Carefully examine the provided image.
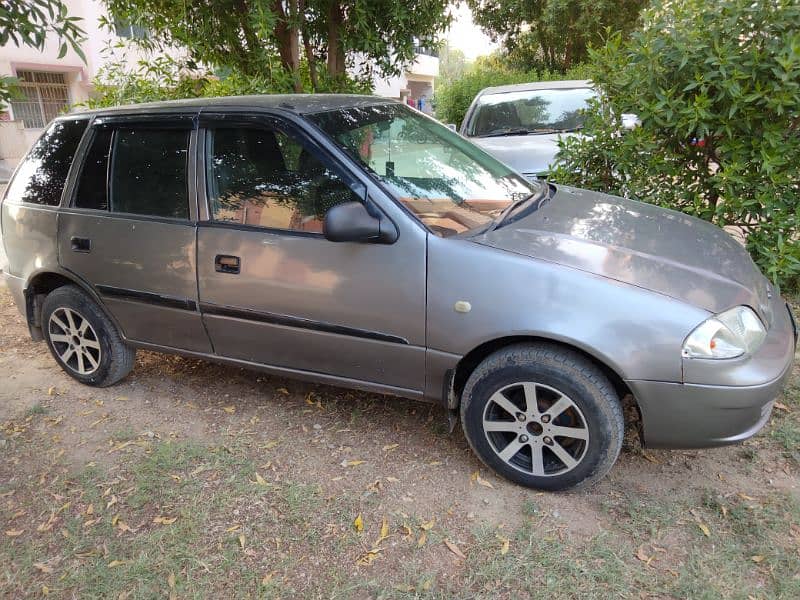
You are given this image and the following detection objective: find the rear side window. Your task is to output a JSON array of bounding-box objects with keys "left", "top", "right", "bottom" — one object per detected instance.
[
  {"left": 74, "top": 128, "right": 113, "bottom": 211},
  {"left": 110, "top": 128, "right": 190, "bottom": 219},
  {"left": 4, "top": 118, "right": 87, "bottom": 206}
]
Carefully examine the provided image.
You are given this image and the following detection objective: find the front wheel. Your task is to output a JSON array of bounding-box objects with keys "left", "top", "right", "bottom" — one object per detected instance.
[{"left": 460, "top": 343, "right": 624, "bottom": 491}]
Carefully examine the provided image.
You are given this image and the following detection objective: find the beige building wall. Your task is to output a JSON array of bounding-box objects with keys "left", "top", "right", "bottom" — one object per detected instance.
[{"left": 0, "top": 0, "right": 146, "bottom": 168}]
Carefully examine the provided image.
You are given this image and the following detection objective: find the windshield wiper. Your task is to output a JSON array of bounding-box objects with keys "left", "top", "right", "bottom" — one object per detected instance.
[
  {"left": 479, "top": 127, "right": 535, "bottom": 137},
  {"left": 487, "top": 183, "right": 553, "bottom": 232}
]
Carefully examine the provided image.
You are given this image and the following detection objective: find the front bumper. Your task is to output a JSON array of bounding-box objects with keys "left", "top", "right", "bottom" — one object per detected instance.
[{"left": 627, "top": 300, "right": 797, "bottom": 448}]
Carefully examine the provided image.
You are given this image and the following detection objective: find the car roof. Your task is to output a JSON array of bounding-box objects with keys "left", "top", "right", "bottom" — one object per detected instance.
[
  {"left": 477, "top": 79, "right": 593, "bottom": 97},
  {"left": 68, "top": 94, "right": 397, "bottom": 119}
]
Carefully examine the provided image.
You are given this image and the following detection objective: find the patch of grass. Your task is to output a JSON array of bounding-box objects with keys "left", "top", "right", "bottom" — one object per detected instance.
[{"left": 25, "top": 403, "right": 48, "bottom": 416}]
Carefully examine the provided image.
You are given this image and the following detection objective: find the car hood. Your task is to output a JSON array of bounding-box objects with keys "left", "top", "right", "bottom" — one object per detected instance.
[
  {"left": 474, "top": 185, "right": 773, "bottom": 320},
  {"left": 470, "top": 133, "right": 577, "bottom": 176}
]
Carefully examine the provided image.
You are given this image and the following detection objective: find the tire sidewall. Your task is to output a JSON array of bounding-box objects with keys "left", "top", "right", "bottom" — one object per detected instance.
[
  {"left": 42, "top": 288, "right": 116, "bottom": 386},
  {"left": 462, "top": 358, "right": 619, "bottom": 491}
]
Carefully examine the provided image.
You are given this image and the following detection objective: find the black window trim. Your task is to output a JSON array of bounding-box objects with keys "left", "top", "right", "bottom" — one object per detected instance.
[
  {"left": 196, "top": 111, "right": 391, "bottom": 239},
  {"left": 66, "top": 114, "right": 199, "bottom": 222}
]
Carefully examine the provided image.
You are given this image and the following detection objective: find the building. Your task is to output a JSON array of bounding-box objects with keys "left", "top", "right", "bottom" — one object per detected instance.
[
  {"left": 0, "top": 0, "right": 152, "bottom": 178},
  {"left": 371, "top": 45, "right": 440, "bottom": 114},
  {"left": 0, "top": 3, "right": 439, "bottom": 178}
]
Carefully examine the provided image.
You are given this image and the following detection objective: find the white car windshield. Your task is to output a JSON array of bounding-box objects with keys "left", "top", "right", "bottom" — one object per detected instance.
[
  {"left": 468, "top": 87, "right": 596, "bottom": 137},
  {"left": 311, "top": 103, "right": 540, "bottom": 237}
]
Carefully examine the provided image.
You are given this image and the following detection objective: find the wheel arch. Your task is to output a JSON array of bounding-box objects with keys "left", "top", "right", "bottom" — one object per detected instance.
[
  {"left": 450, "top": 335, "right": 639, "bottom": 427},
  {"left": 24, "top": 268, "right": 122, "bottom": 341}
]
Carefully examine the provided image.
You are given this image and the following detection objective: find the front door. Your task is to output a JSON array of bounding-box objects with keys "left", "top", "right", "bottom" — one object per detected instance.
[
  {"left": 196, "top": 114, "right": 426, "bottom": 393},
  {"left": 59, "top": 116, "right": 212, "bottom": 353}
]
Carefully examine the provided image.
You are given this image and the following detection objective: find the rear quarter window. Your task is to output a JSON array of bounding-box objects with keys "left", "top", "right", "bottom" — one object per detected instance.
[{"left": 3, "top": 118, "right": 88, "bottom": 206}]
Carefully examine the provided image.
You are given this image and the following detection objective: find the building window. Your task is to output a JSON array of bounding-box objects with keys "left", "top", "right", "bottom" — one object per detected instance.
[
  {"left": 11, "top": 70, "right": 70, "bottom": 129},
  {"left": 114, "top": 19, "right": 149, "bottom": 40}
]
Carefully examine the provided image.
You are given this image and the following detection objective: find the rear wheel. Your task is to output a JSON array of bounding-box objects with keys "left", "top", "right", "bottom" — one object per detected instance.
[
  {"left": 42, "top": 285, "right": 135, "bottom": 387},
  {"left": 460, "top": 343, "right": 624, "bottom": 491}
]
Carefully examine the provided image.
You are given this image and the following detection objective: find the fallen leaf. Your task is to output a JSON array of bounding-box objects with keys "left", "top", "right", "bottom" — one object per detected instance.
[
  {"left": 697, "top": 522, "right": 711, "bottom": 537},
  {"left": 341, "top": 460, "right": 365, "bottom": 467},
  {"left": 641, "top": 451, "right": 661, "bottom": 464},
  {"left": 636, "top": 546, "right": 651, "bottom": 562},
  {"left": 386, "top": 477, "right": 400, "bottom": 483},
  {"left": 276, "top": 387, "right": 289, "bottom": 395},
  {"left": 261, "top": 571, "right": 276, "bottom": 585},
  {"left": 226, "top": 524, "right": 241, "bottom": 532},
  {"left": 476, "top": 473, "right": 495, "bottom": 489},
  {"left": 400, "top": 524, "right": 412, "bottom": 538},
  {"left": 417, "top": 532, "right": 427, "bottom": 547},
  {"left": 356, "top": 548, "right": 382, "bottom": 565},
  {"left": 374, "top": 516, "right": 389, "bottom": 545},
  {"left": 153, "top": 516, "right": 178, "bottom": 525},
  {"left": 107, "top": 560, "right": 127, "bottom": 568},
  {"left": 751, "top": 555, "right": 765, "bottom": 563},
  {"left": 5, "top": 530, "right": 24, "bottom": 537},
  {"left": 252, "top": 472, "right": 268, "bottom": 486},
  {"left": 382, "top": 443, "right": 399, "bottom": 452},
  {"left": 223, "top": 405, "right": 235, "bottom": 414},
  {"left": 47, "top": 387, "right": 55, "bottom": 396},
  {"left": 499, "top": 536, "right": 510, "bottom": 555},
  {"left": 106, "top": 496, "right": 118, "bottom": 510},
  {"left": 721, "top": 505, "right": 728, "bottom": 518},
  {"left": 738, "top": 493, "right": 757, "bottom": 501},
  {"left": 238, "top": 534, "right": 246, "bottom": 549},
  {"left": 420, "top": 519, "right": 435, "bottom": 531},
  {"left": 33, "top": 562, "right": 53, "bottom": 574},
  {"left": 354, "top": 514, "right": 364, "bottom": 532},
  {"left": 117, "top": 521, "right": 132, "bottom": 533},
  {"left": 42, "top": 585, "right": 49, "bottom": 596},
  {"left": 774, "top": 402, "right": 790, "bottom": 412},
  {"left": 85, "top": 504, "right": 94, "bottom": 516},
  {"left": 444, "top": 539, "right": 466, "bottom": 559}
]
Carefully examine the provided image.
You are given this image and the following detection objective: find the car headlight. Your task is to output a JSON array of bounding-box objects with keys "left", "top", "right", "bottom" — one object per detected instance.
[{"left": 682, "top": 306, "right": 766, "bottom": 359}]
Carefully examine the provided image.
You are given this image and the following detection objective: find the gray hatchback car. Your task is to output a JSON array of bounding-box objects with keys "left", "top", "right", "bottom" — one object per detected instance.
[{"left": 2, "top": 95, "right": 796, "bottom": 491}]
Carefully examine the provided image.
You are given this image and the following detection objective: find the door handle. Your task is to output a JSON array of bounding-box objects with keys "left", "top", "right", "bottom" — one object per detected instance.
[
  {"left": 70, "top": 236, "right": 91, "bottom": 253},
  {"left": 215, "top": 254, "right": 240, "bottom": 274}
]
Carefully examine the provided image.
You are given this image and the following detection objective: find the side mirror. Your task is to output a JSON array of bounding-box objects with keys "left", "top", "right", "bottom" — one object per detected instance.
[
  {"left": 621, "top": 113, "right": 640, "bottom": 130},
  {"left": 446, "top": 123, "right": 457, "bottom": 132},
  {"left": 323, "top": 202, "right": 398, "bottom": 244}
]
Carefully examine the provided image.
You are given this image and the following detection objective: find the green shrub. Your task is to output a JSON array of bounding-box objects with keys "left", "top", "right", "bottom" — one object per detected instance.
[
  {"left": 434, "top": 57, "right": 590, "bottom": 128},
  {"left": 552, "top": 0, "right": 800, "bottom": 290}
]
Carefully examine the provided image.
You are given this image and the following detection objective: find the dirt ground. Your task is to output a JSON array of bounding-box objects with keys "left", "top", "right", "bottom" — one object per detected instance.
[{"left": 1, "top": 280, "right": 799, "bottom": 599}]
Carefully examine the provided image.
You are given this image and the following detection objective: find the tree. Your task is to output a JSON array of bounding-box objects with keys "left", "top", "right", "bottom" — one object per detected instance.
[
  {"left": 102, "top": 0, "right": 453, "bottom": 93},
  {"left": 439, "top": 43, "right": 467, "bottom": 81},
  {"left": 551, "top": 0, "right": 800, "bottom": 289},
  {"left": 0, "top": 0, "right": 86, "bottom": 106},
  {"left": 466, "top": 0, "right": 646, "bottom": 72}
]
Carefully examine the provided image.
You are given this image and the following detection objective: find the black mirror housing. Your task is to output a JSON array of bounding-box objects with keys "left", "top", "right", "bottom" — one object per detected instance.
[{"left": 323, "top": 202, "right": 398, "bottom": 244}]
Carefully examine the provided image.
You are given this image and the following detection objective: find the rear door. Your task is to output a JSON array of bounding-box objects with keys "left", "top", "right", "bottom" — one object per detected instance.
[
  {"left": 59, "top": 114, "right": 212, "bottom": 353},
  {"left": 195, "top": 113, "right": 427, "bottom": 393}
]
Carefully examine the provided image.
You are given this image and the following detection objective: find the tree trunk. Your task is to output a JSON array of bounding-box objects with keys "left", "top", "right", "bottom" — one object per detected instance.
[
  {"left": 273, "top": 0, "right": 302, "bottom": 92},
  {"left": 326, "top": 2, "right": 346, "bottom": 79},
  {"left": 298, "top": 0, "right": 318, "bottom": 91}
]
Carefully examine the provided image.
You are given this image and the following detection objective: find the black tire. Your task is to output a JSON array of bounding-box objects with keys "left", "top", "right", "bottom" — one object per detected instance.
[
  {"left": 460, "top": 343, "right": 624, "bottom": 491},
  {"left": 41, "top": 285, "right": 135, "bottom": 387}
]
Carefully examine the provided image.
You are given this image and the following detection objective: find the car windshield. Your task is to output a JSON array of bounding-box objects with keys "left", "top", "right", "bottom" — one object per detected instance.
[
  {"left": 310, "top": 103, "right": 540, "bottom": 237},
  {"left": 468, "top": 87, "right": 596, "bottom": 137}
]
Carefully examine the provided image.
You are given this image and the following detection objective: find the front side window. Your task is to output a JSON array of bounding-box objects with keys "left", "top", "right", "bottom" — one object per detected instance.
[
  {"left": 4, "top": 118, "right": 87, "bottom": 206},
  {"left": 110, "top": 128, "right": 190, "bottom": 219},
  {"left": 468, "top": 87, "right": 596, "bottom": 137},
  {"left": 205, "top": 124, "right": 363, "bottom": 233},
  {"left": 310, "top": 103, "right": 538, "bottom": 237}
]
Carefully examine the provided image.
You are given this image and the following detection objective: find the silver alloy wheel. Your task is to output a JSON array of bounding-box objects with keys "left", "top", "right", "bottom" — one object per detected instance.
[
  {"left": 482, "top": 382, "right": 589, "bottom": 477},
  {"left": 48, "top": 307, "right": 102, "bottom": 376}
]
